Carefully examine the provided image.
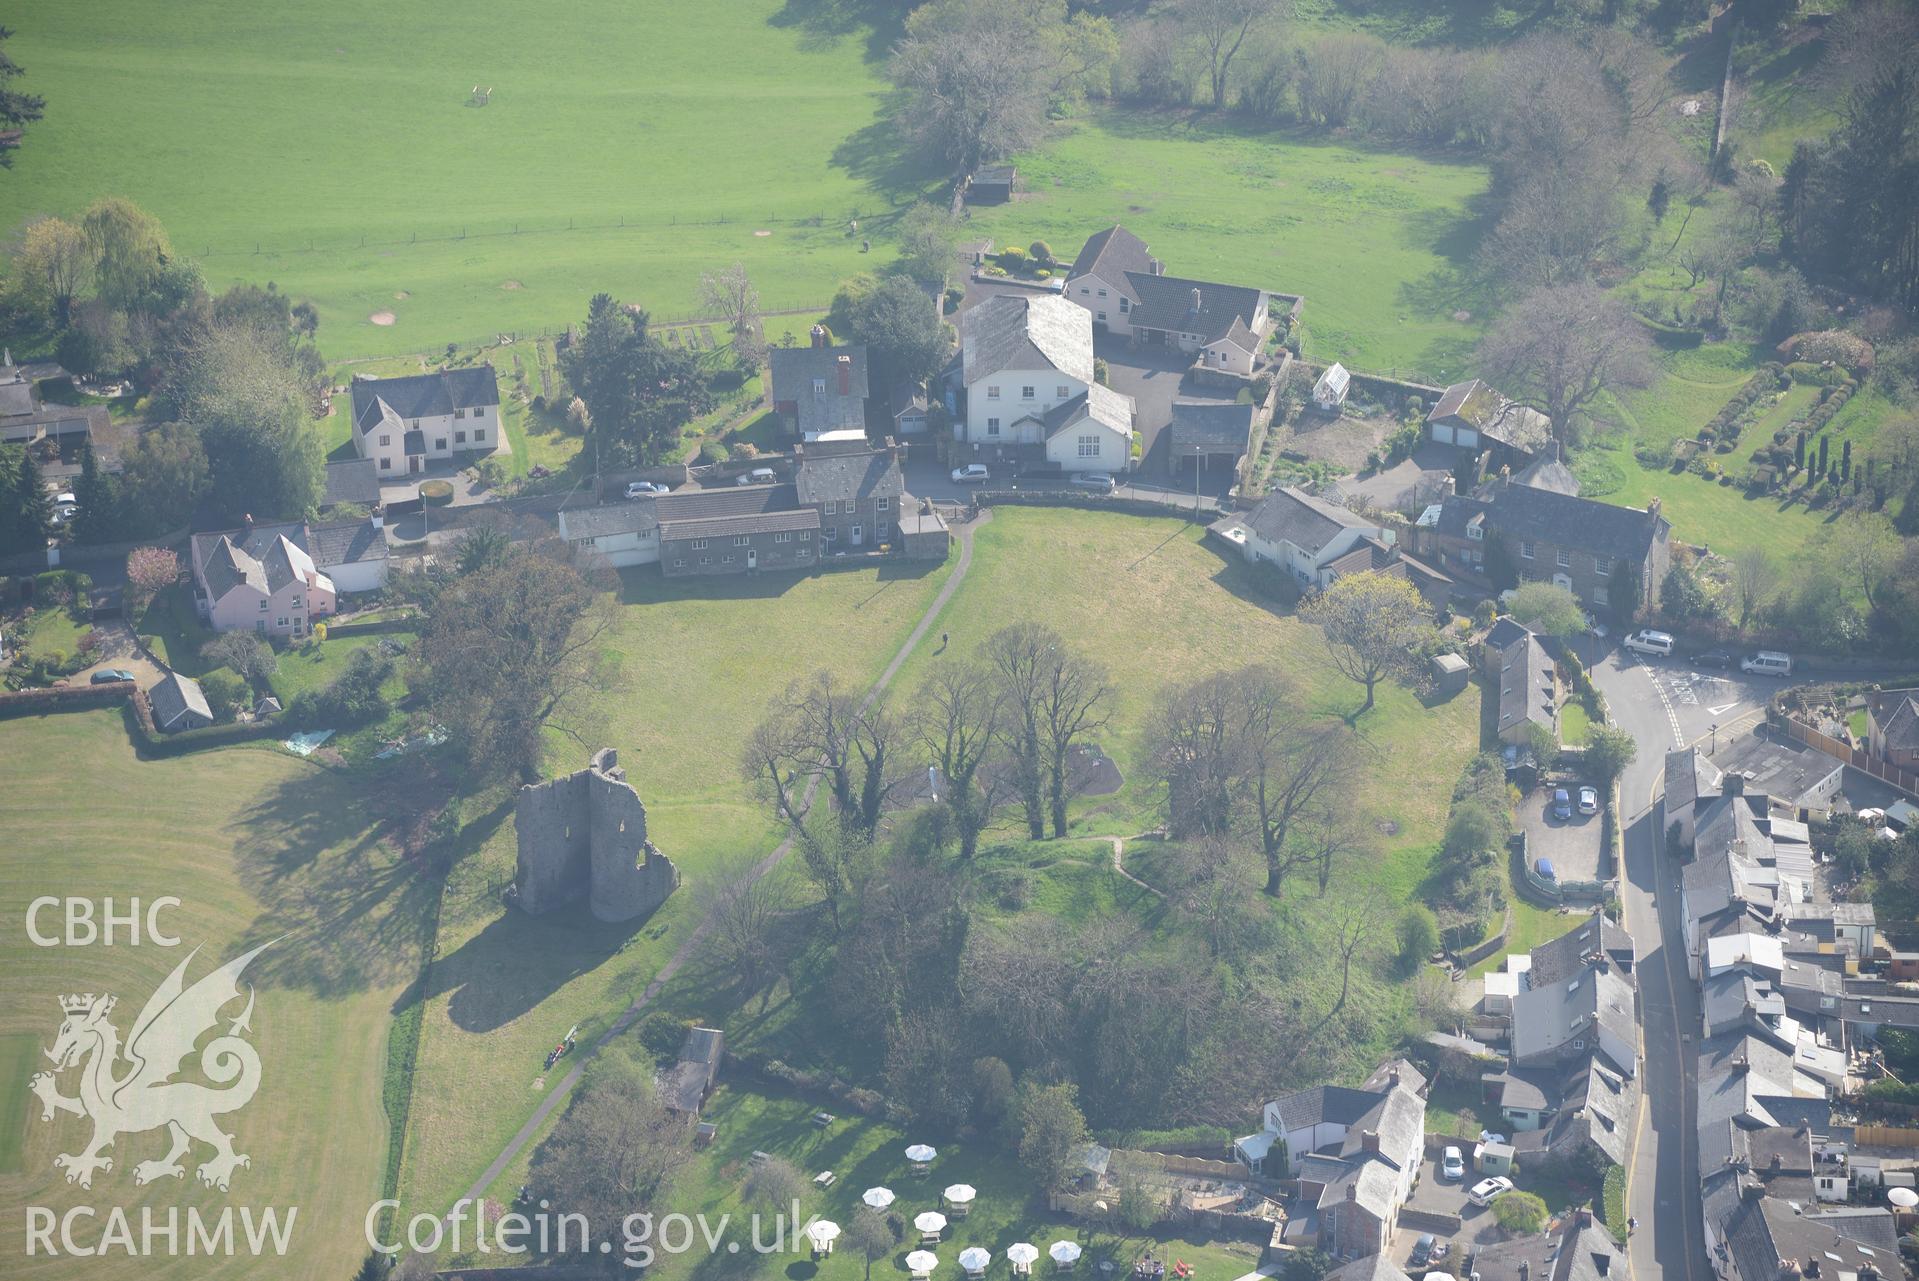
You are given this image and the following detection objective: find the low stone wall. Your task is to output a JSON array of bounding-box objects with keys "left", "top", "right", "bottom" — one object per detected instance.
[{"left": 1399, "top": 1207, "right": 1464, "bottom": 1235}]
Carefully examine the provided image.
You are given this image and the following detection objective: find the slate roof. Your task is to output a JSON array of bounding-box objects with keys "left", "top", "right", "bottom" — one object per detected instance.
[
  {"left": 1273, "top": 1084, "right": 1383, "bottom": 1134},
  {"left": 659, "top": 508, "right": 821, "bottom": 543},
  {"left": 322, "top": 457, "right": 382, "bottom": 507},
  {"left": 1316, "top": 1157, "right": 1402, "bottom": 1220},
  {"left": 306, "top": 519, "right": 387, "bottom": 568},
  {"left": 1323, "top": 1255, "right": 1413, "bottom": 1281},
  {"left": 1168, "top": 400, "right": 1255, "bottom": 451},
  {"left": 351, "top": 365, "right": 499, "bottom": 433},
  {"left": 795, "top": 446, "right": 904, "bottom": 507},
  {"left": 1125, "top": 273, "right": 1267, "bottom": 347},
  {"left": 1709, "top": 731, "right": 1845, "bottom": 809},
  {"left": 1485, "top": 617, "right": 1532, "bottom": 652},
  {"left": 1666, "top": 747, "right": 1724, "bottom": 815},
  {"left": 1428, "top": 379, "right": 1552, "bottom": 453},
  {"left": 1702, "top": 970, "right": 1786, "bottom": 1034},
  {"left": 1511, "top": 960, "right": 1637, "bottom": 1073},
  {"left": 1868, "top": 690, "right": 1919, "bottom": 753},
  {"left": 1471, "top": 1222, "right": 1623, "bottom": 1281},
  {"left": 560, "top": 502, "right": 659, "bottom": 540},
  {"left": 1244, "top": 487, "right": 1376, "bottom": 556},
  {"left": 1339, "top": 1083, "right": 1425, "bottom": 1173},
  {"left": 0, "top": 358, "right": 36, "bottom": 417},
  {"left": 1358, "top": 1057, "right": 1429, "bottom": 1096},
  {"left": 149, "top": 671, "right": 211, "bottom": 730},
  {"left": 656, "top": 484, "right": 798, "bottom": 524},
  {"left": 1502, "top": 442, "right": 1581, "bottom": 497},
  {"left": 1695, "top": 1030, "right": 1823, "bottom": 1134},
  {"left": 660, "top": 1060, "right": 710, "bottom": 1114},
  {"left": 1806, "top": 1207, "right": 1902, "bottom": 1253},
  {"left": 1529, "top": 911, "right": 1635, "bottom": 988},
  {"left": 962, "top": 294, "right": 1094, "bottom": 386},
  {"left": 769, "top": 344, "right": 870, "bottom": 439},
  {"left": 1685, "top": 798, "right": 1780, "bottom": 925},
  {"left": 1718, "top": 1185, "right": 1896, "bottom": 1281},
  {"left": 195, "top": 523, "right": 334, "bottom": 604},
  {"left": 1025, "top": 386, "right": 1135, "bottom": 442},
  {"left": 1497, "top": 634, "right": 1557, "bottom": 739},
  {"left": 1433, "top": 485, "right": 1668, "bottom": 564},
  {"left": 1324, "top": 538, "right": 1399, "bottom": 580},
  {"left": 1067, "top": 226, "right": 1157, "bottom": 295},
  {"left": 1494, "top": 1068, "right": 1557, "bottom": 1112}
]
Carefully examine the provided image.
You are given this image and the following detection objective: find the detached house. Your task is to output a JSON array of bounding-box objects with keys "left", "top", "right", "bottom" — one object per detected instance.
[
  {"left": 769, "top": 328, "right": 870, "bottom": 440},
  {"left": 1865, "top": 689, "right": 1919, "bottom": 770},
  {"left": 1063, "top": 226, "right": 1271, "bottom": 375},
  {"left": 1228, "top": 487, "right": 1395, "bottom": 591},
  {"left": 350, "top": 365, "right": 502, "bottom": 477},
  {"left": 188, "top": 518, "right": 388, "bottom": 638},
  {"left": 1414, "top": 480, "right": 1670, "bottom": 618},
  {"left": 957, "top": 294, "right": 1135, "bottom": 474}
]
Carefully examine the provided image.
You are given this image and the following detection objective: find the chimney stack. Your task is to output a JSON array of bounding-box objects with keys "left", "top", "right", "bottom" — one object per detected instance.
[
  {"left": 1389, "top": 1068, "right": 1402, "bottom": 1089},
  {"left": 837, "top": 354, "right": 851, "bottom": 396},
  {"left": 1190, "top": 287, "right": 1202, "bottom": 312},
  {"left": 1725, "top": 773, "right": 1746, "bottom": 797},
  {"left": 810, "top": 324, "right": 828, "bottom": 349},
  {"left": 1360, "top": 1131, "right": 1380, "bottom": 1154},
  {"left": 1648, "top": 496, "right": 1663, "bottom": 519},
  {"left": 1345, "top": 1183, "right": 1358, "bottom": 1203},
  {"left": 1576, "top": 1208, "right": 1594, "bottom": 1228}
]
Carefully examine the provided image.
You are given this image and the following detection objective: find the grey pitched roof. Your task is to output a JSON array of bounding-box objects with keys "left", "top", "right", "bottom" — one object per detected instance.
[
  {"left": 659, "top": 508, "right": 821, "bottom": 543},
  {"left": 1323, "top": 1255, "right": 1412, "bottom": 1281},
  {"left": 1485, "top": 617, "right": 1532, "bottom": 652},
  {"left": 1429, "top": 379, "right": 1552, "bottom": 453},
  {"left": 148, "top": 671, "right": 211, "bottom": 729},
  {"left": 1473, "top": 1222, "right": 1623, "bottom": 1281},
  {"left": 1511, "top": 961, "right": 1637, "bottom": 1072},
  {"left": 679, "top": 1026, "right": 724, "bottom": 1074},
  {"left": 1169, "top": 400, "right": 1255, "bottom": 450},
  {"left": 1666, "top": 747, "right": 1724, "bottom": 814},
  {"left": 1435, "top": 484, "right": 1668, "bottom": 564},
  {"left": 561, "top": 502, "right": 659, "bottom": 540},
  {"left": 351, "top": 365, "right": 499, "bottom": 432},
  {"left": 1805, "top": 1207, "right": 1901, "bottom": 1253},
  {"left": 1528, "top": 911, "right": 1635, "bottom": 988},
  {"left": 1869, "top": 690, "right": 1919, "bottom": 752},
  {"left": 322, "top": 457, "right": 382, "bottom": 507},
  {"left": 306, "top": 519, "right": 386, "bottom": 568},
  {"left": 962, "top": 294, "right": 1093, "bottom": 386},
  {"left": 1358, "top": 1057, "right": 1429, "bottom": 1096},
  {"left": 0, "top": 361, "right": 36, "bottom": 417},
  {"left": 1720, "top": 1186, "right": 1895, "bottom": 1281},
  {"left": 1244, "top": 486, "right": 1374, "bottom": 556},
  {"left": 1685, "top": 799, "right": 1779, "bottom": 924},
  {"left": 1338, "top": 1083, "right": 1425, "bottom": 1172},
  {"left": 660, "top": 1059, "right": 709, "bottom": 1114},
  {"left": 402, "top": 429, "right": 427, "bottom": 456},
  {"left": 1273, "top": 1084, "right": 1383, "bottom": 1133},
  {"left": 193, "top": 522, "right": 326, "bottom": 602},
  {"left": 1695, "top": 1030, "right": 1815, "bottom": 1133},
  {"left": 794, "top": 447, "right": 903, "bottom": 507},
  {"left": 1067, "top": 226, "right": 1156, "bottom": 295},
  {"left": 1493, "top": 1068, "right": 1557, "bottom": 1112},
  {"left": 657, "top": 484, "right": 798, "bottom": 524},
  {"left": 1549, "top": 1055, "right": 1634, "bottom": 1164},
  {"left": 1024, "top": 386, "right": 1134, "bottom": 442},
  {"left": 1702, "top": 969, "right": 1786, "bottom": 1034},
  {"left": 1498, "top": 634, "right": 1557, "bottom": 738},
  {"left": 769, "top": 344, "right": 870, "bottom": 439},
  {"left": 1124, "top": 273, "right": 1266, "bottom": 347},
  {"left": 1505, "top": 441, "right": 1581, "bottom": 496},
  {"left": 1317, "top": 1157, "right": 1402, "bottom": 1219}
]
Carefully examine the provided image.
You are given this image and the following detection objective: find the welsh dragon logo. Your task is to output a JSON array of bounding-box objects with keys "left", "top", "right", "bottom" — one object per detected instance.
[{"left": 29, "top": 941, "right": 270, "bottom": 1192}]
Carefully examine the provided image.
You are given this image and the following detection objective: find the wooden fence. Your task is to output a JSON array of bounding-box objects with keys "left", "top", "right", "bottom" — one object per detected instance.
[
  {"left": 1777, "top": 715, "right": 1919, "bottom": 798},
  {"left": 1853, "top": 1124, "right": 1919, "bottom": 1149}
]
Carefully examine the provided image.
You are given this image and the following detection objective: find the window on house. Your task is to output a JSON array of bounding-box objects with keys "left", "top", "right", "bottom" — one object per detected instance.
[
  {"left": 474, "top": 429, "right": 485, "bottom": 442},
  {"left": 434, "top": 439, "right": 447, "bottom": 451},
  {"left": 1021, "top": 386, "right": 1035, "bottom": 400},
  {"left": 800, "top": 531, "right": 812, "bottom": 541},
  {"left": 774, "top": 532, "right": 791, "bottom": 544},
  {"left": 986, "top": 386, "right": 1000, "bottom": 399},
  {"left": 1079, "top": 288, "right": 1089, "bottom": 296},
  {"left": 1096, "top": 311, "right": 1107, "bottom": 322},
  {"left": 1594, "top": 585, "right": 1610, "bottom": 606},
  {"left": 1556, "top": 548, "right": 1571, "bottom": 569},
  {"left": 472, "top": 406, "right": 485, "bottom": 418},
  {"left": 1520, "top": 540, "right": 1536, "bottom": 559},
  {"left": 276, "top": 617, "right": 287, "bottom": 628},
  {"left": 260, "top": 600, "right": 269, "bottom": 610},
  {"left": 455, "top": 430, "right": 467, "bottom": 444},
  {"left": 824, "top": 528, "right": 838, "bottom": 542},
  {"left": 454, "top": 408, "right": 466, "bottom": 419},
  {"left": 987, "top": 418, "right": 1000, "bottom": 436},
  {"left": 1078, "top": 434, "right": 1099, "bottom": 457},
  {"left": 1097, "top": 289, "right": 1107, "bottom": 298},
  {"left": 379, "top": 435, "right": 391, "bottom": 446},
  {"left": 1467, "top": 523, "right": 1484, "bottom": 541},
  {"left": 674, "top": 559, "right": 685, "bottom": 568},
  {"left": 734, "top": 535, "right": 750, "bottom": 546},
  {"left": 876, "top": 497, "right": 890, "bottom": 511},
  {"left": 1056, "top": 385, "right": 1069, "bottom": 398},
  {"left": 691, "top": 539, "right": 708, "bottom": 550},
  {"left": 379, "top": 458, "right": 392, "bottom": 471},
  {"left": 813, "top": 377, "right": 826, "bottom": 395},
  {"left": 723, "top": 555, "right": 735, "bottom": 564},
  {"left": 1595, "top": 555, "right": 1613, "bottom": 577},
  {"left": 1119, "top": 298, "right": 1130, "bottom": 313}
]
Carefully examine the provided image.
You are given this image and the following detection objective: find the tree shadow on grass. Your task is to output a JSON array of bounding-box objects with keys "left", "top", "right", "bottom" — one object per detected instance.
[
  {"left": 768, "top": 0, "right": 907, "bottom": 63},
  {"left": 228, "top": 765, "right": 443, "bottom": 999},
  {"left": 832, "top": 116, "right": 955, "bottom": 201}
]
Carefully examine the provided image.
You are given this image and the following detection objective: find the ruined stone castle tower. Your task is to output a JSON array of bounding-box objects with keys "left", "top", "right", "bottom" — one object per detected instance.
[{"left": 511, "top": 748, "right": 679, "bottom": 922}]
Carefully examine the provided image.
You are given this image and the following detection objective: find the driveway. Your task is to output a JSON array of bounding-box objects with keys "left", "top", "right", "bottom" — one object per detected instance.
[
  {"left": 1520, "top": 781, "right": 1606, "bottom": 884},
  {"left": 72, "top": 620, "right": 166, "bottom": 688}
]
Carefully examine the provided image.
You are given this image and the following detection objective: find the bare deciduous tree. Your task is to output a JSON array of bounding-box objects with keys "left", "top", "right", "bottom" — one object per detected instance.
[
  {"left": 1174, "top": 0, "right": 1285, "bottom": 111},
  {"left": 986, "top": 622, "right": 1056, "bottom": 838},
  {"left": 1732, "top": 547, "right": 1779, "bottom": 635},
  {"left": 1476, "top": 282, "right": 1655, "bottom": 445},
  {"left": 698, "top": 857, "right": 790, "bottom": 1012},
  {"left": 698, "top": 262, "right": 763, "bottom": 365},
  {"left": 1036, "top": 644, "right": 1113, "bottom": 838},
  {"left": 914, "top": 661, "right": 1004, "bottom": 858}
]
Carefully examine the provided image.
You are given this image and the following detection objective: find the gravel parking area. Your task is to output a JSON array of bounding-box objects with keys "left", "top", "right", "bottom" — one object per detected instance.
[{"left": 1520, "top": 780, "right": 1607, "bottom": 884}]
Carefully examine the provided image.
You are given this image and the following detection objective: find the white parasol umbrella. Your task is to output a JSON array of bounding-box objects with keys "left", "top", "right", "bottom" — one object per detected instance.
[
  {"left": 1008, "top": 1244, "right": 1041, "bottom": 1267},
  {"left": 906, "top": 1143, "right": 938, "bottom": 1163},
  {"left": 908, "top": 1252, "right": 941, "bottom": 1274},
  {"left": 863, "top": 1186, "right": 897, "bottom": 1209},
  {"left": 1889, "top": 1186, "right": 1919, "bottom": 1208},
  {"left": 915, "top": 1211, "right": 949, "bottom": 1234},
  {"left": 806, "top": 1220, "right": 841, "bottom": 1249},
  {"left": 944, "top": 1183, "right": 978, "bottom": 1205},
  {"left": 1050, "top": 1242, "right": 1083, "bottom": 1265},
  {"left": 960, "top": 1247, "right": 993, "bottom": 1273}
]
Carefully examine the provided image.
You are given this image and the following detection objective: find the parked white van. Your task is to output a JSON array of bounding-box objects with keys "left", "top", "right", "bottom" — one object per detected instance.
[
  {"left": 1623, "top": 629, "right": 1675, "bottom": 656},
  {"left": 1741, "top": 651, "right": 1793, "bottom": 676}
]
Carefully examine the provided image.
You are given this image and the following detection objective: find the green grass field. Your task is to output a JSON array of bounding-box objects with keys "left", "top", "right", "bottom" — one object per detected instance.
[
  {"left": 397, "top": 555, "right": 957, "bottom": 1218},
  {"left": 0, "top": 712, "right": 429, "bottom": 1279},
  {"left": 969, "top": 113, "right": 1491, "bottom": 377},
  {"left": 0, "top": 0, "right": 903, "bottom": 360}
]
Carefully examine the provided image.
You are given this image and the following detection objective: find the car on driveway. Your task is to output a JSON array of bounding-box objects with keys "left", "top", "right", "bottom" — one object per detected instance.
[
  {"left": 1441, "top": 1147, "right": 1465, "bottom": 1181},
  {"left": 1069, "top": 471, "right": 1116, "bottom": 492},
  {"left": 734, "top": 468, "right": 778, "bottom": 487},
  {"left": 1411, "top": 1235, "right": 1439, "bottom": 1268},
  {"left": 1468, "top": 1176, "right": 1514, "bottom": 1207},
  {"left": 951, "top": 463, "right": 990, "bottom": 484},
  {"left": 1623, "top": 629, "right": 1675, "bottom": 656},
  {"left": 90, "top": 669, "right": 136, "bottom": 684},
  {"left": 1551, "top": 788, "right": 1573, "bottom": 821},
  {"left": 624, "top": 480, "right": 668, "bottom": 498},
  {"left": 1579, "top": 786, "right": 1599, "bottom": 815}
]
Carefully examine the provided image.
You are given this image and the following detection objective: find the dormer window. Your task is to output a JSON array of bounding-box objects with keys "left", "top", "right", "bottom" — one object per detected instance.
[{"left": 1467, "top": 523, "right": 1484, "bottom": 541}]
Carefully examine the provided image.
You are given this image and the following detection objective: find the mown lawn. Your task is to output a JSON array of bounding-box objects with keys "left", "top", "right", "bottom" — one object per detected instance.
[
  {"left": 0, "top": 711, "right": 430, "bottom": 1281},
  {"left": 399, "top": 555, "right": 957, "bottom": 1218},
  {"left": 265, "top": 629, "right": 416, "bottom": 702},
  {"left": 969, "top": 112, "right": 1492, "bottom": 377}
]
